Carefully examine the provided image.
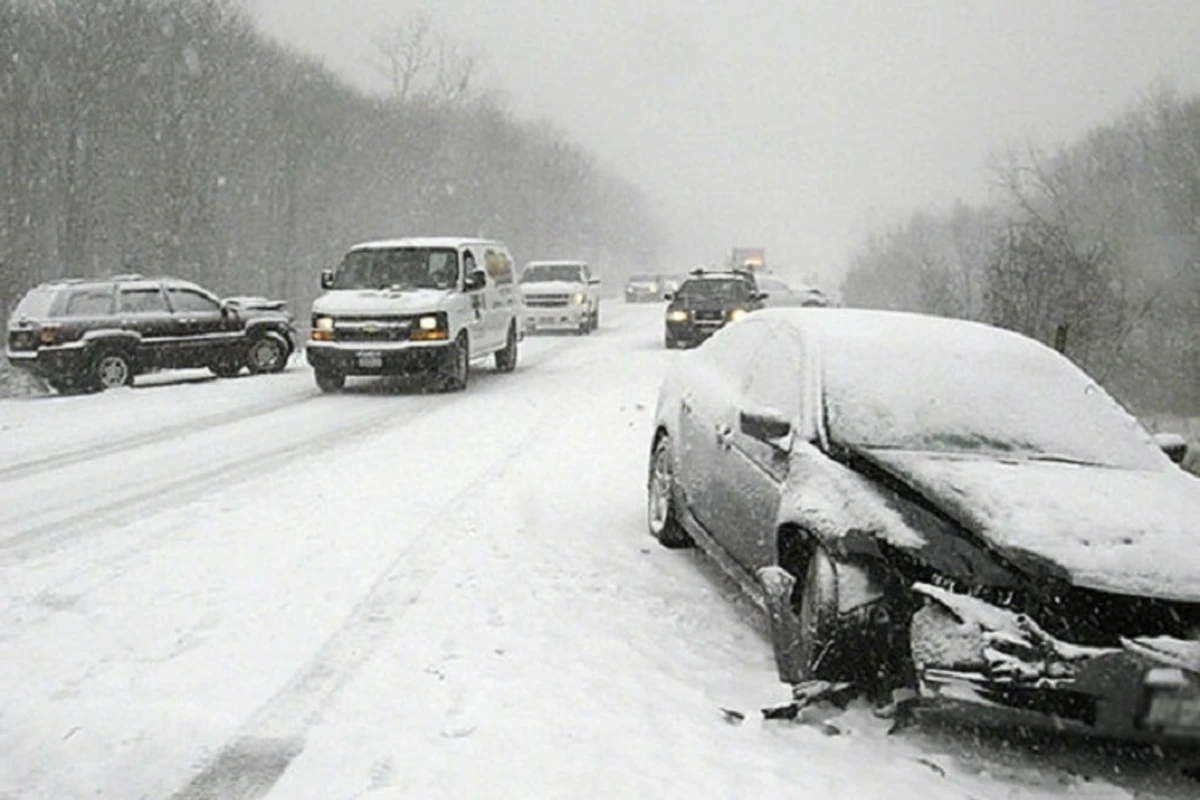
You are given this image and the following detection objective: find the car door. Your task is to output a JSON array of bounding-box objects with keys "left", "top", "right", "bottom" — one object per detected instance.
[
  {"left": 677, "top": 320, "right": 771, "bottom": 541},
  {"left": 709, "top": 322, "right": 805, "bottom": 570},
  {"left": 116, "top": 284, "right": 176, "bottom": 368},
  {"left": 165, "top": 285, "right": 235, "bottom": 367},
  {"left": 461, "top": 247, "right": 490, "bottom": 350}
]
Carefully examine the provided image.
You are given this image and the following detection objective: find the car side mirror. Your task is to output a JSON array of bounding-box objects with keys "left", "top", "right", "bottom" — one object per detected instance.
[
  {"left": 589, "top": 276, "right": 602, "bottom": 286},
  {"left": 753, "top": 292, "right": 768, "bottom": 302},
  {"left": 662, "top": 292, "right": 674, "bottom": 302},
  {"left": 1154, "top": 432, "right": 1188, "bottom": 465},
  {"left": 739, "top": 408, "right": 792, "bottom": 446},
  {"left": 464, "top": 269, "right": 487, "bottom": 292},
  {"left": 320, "top": 268, "right": 335, "bottom": 290},
  {"left": 219, "top": 299, "right": 237, "bottom": 319}
]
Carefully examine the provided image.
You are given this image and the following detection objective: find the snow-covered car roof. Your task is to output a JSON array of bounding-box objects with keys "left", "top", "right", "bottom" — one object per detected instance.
[{"left": 525, "top": 260, "right": 586, "bottom": 268}]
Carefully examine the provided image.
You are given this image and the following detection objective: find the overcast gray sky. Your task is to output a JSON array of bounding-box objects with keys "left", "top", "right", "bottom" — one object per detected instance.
[{"left": 249, "top": 0, "right": 1200, "bottom": 284}]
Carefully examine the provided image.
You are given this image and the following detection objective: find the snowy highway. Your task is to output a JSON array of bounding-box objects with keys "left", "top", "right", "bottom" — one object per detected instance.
[{"left": 0, "top": 304, "right": 1196, "bottom": 799}]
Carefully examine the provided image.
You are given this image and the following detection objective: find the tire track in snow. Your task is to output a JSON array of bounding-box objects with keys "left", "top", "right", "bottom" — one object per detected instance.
[
  {"left": 0, "top": 386, "right": 320, "bottom": 481},
  {"left": 165, "top": 393, "right": 546, "bottom": 800}
]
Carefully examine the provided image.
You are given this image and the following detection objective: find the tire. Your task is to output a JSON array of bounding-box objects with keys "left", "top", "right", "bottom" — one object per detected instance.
[
  {"left": 578, "top": 317, "right": 591, "bottom": 336},
  {"left": 591, "top": 306, "right": 600, "bottom": 331},
  {"left": 91, "top": 350, "right": 134, "bottom": 391},
  {"left": 245, "top": 333, "right": 287, "bottom": 374},
  {"left": 494, "top": 323, "right": 518, "bottom": 373},
  {"left": 315, "top": 371, "right": 345, "bottom": 393},
  {"left": 647, "top": 434, "right": 693, "bottom": 548},
  {"left": 787, "top": 551, "right": 844, "bottom": 681},
  {"left": 208, "top": 357, "right": 242, "bottom": 378},
  {"left": 439, "top": 333, "right": 469, "bottom": 392}
]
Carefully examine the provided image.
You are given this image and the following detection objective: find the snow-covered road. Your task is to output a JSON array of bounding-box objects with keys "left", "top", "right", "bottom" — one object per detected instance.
[{"left": 0, "top": 305, "right": 1195, "bottom": 799}]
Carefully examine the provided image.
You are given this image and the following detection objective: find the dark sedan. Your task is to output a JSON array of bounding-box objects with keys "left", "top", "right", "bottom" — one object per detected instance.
[{"left": 648, "top": 307, "right": 1200, "bottom": 743}]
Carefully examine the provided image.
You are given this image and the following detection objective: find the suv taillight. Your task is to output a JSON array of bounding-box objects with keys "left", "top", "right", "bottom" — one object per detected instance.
[{"left": 39, "top": 325, "right": 60, "bottom": 345}]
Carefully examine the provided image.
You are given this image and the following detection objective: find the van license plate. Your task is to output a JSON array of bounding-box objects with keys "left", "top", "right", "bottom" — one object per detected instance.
[{"left": 357, "top": 351, "right": 383, "bottom": 369}]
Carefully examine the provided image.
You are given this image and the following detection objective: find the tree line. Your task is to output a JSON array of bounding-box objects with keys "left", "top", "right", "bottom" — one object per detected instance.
[
  {"left": 0, "top": 0, "right": 661, "bottom": 328},
  {"left": 840, "top": 85, "right": 1200, "bottom": 415}
]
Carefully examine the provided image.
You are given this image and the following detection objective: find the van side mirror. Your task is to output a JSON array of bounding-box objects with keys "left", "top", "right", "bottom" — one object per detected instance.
[
  {"left": 1154, "top": 432, "right": 1188, "bottom": 465},
  {"left": 464, "top": 269, "right": 487, "bottom": 292},
  {"left": 589, "top": 276, "right": 602, "bottom": 286},
  {"left": 320, "top": 268, "right": 335, "bottom": 290}
]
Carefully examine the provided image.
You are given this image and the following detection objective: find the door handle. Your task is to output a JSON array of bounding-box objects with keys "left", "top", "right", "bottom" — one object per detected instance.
[{"left": 716, "top": 424, "right": 734, "bottom": 448}]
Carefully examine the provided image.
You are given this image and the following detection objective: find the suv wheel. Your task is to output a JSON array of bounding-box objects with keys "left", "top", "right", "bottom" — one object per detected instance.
[
  {"left": 92, "top": 351, "right": 134, "bottom": 391},
  {"left": 494, "top": 323, "right": 518, "bottom": 373},
  {"left": 246, "top": 334, "right": 287, "bottom": 374},
  {"left": 315, "top": 371, "right": 345, "bottom": 393},
  {"left": 209, "top": 358, "right": 242, "bottom": 378}
]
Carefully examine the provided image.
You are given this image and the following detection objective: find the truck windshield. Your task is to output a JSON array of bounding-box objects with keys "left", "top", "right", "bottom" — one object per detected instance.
[
  {"left": 333, "top": 248, "right": 460, "bottom": 291},
  {"left": 521, "top": 265, "right": 583, "bottom": 283}
]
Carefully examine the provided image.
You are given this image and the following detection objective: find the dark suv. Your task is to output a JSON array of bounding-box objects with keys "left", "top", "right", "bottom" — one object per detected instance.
[
  {"left": 663, "top": 269, "right": 765, "bottom": 349},
  {"left": 5, "top": 275, "right": 297, "bottom": 392}
]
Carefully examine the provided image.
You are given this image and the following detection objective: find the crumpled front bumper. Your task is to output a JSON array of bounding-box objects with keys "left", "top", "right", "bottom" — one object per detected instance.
[{"left": 911, "top": 583, "right": 1200, "bottom": 742}]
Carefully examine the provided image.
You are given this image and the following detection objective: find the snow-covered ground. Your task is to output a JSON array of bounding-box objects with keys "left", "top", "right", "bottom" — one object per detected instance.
[{"left": 0, "top": 305, "right": 1196, "bottom": 799}]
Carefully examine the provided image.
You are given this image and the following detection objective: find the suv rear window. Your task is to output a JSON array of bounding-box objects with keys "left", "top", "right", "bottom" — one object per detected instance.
[{"left": 13, "top": 288, "right": 57, "bottom": 319}]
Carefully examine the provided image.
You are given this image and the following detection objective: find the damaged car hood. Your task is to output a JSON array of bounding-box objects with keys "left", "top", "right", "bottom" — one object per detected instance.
[{"left": 862, "top": 449, "right": 1200, "bottom": 603}]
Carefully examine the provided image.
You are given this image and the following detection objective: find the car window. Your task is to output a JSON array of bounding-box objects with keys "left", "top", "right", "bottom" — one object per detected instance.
[
  {"left": 119, "top": 287, "right": 169, "bottom": 314},
  {"left": 167, "top": 288, "right": 220, "bottom": 313},
  {"left": 484, "top": 248, "right": 514, "bottom": 285},
  {"left": 333, "top": 247, "right": 460, "bottom": 291},
  {"left": 676, "top": 278, "right": 750, "bottom": 302},
  {"left": 14, "top": 288, "right": 58, "bottom": 318},
  {"left": 521, "top": 264, "right": 583, "bottom": 283},
  {"left": 744, "top": 325, "right": 803, "bottom": 418},
  {"left": 62, "top": 287, "right": 114, "bottom": 316}
]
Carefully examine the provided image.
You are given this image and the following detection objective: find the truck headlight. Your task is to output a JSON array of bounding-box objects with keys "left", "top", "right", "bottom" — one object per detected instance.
[
  {"left": 418, "top": 315, "right": 439, "bottom": 330},
  {"left": 667, "top": 310, "right": 689, "bottom": 322},
  {"left": 573, "top": 293, "right": 586, "bottom": 305},
  {"left": 312, "top": 316, "right": 335, "bottom": 341},
  {"left": 729, "top": 308, "right": 748, "bottom": 322}
]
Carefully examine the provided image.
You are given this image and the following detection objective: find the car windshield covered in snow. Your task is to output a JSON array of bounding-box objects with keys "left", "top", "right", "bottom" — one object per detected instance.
[
  {"left": 675, "top": 278, "right": 751, "bottom": 303},
  {"left": 332, "top": 247, "right": 460, "bottom": 291},
  {"left": 521, "top": 264, "right": 583, "bottom": 283},
  {"left": 822, "top": 325, "right": 1165, "bottom": 470}
]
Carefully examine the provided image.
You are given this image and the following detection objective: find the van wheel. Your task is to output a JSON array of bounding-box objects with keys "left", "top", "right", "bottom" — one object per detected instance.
[
  {"left": 439, "top": 333, "right": 469, "bottom": 392},
  {"left": 91, "top": 350, "right": 135, "bottom": 390},
  {"left": 315, "top": 371, "right": 345, "bottom": 393},
  {"left": 494, "top": 323, "right": 518, "bottom": 373}
]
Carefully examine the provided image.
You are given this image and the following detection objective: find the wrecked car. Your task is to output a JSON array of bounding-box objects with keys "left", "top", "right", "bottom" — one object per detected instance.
[{"left": 647, "top": 307, "right": 1200, "bottom": 742}]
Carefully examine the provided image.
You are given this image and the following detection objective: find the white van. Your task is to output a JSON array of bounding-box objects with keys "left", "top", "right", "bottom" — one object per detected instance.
[{"left": 306, "top": 237, "right": 522, "bottom": 392}]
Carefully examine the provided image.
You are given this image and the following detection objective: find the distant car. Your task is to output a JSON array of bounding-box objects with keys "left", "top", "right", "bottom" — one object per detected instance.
[
  {"left": 657, "top": 274, "right": 685, "bottom": 296},
  {"left": 663, "top": 269, "right": 764, "bottom": 349},
  {"left": 307, "top": 237, "right": 521, "bottom": 393},
  {"left": 648, "top": 307, "right": 1200, "bottom": 744},
  {"left": 624, "top": 274, "right": 662, "bottom": 303},
  {"left": 756, "top": 276, "right": 830, "bottom": 308},
  {"left": 519, "top": 260, "right": 601, "bottom": 335},
  {"left": 5, "top": 274, "right": 296, "bottom": 393}
]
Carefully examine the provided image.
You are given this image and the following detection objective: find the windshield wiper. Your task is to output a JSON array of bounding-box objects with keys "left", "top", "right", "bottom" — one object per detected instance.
[{"left": 1023, "top": 453, "right": 1110, "bottom": 467}]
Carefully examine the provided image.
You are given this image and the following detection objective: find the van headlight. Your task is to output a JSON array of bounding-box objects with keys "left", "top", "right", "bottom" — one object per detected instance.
[
  {"left": 418, "top": 315, "right": 439, "bottom": 330},
  {"left": 312, "top": 316, "right": 335, "bottom": 341},
  {"left": 573, "top": 293, "right": 587, "bottom": 305},
  {"left": 314, "top": 316, "right": 334, "bottom": 331}
]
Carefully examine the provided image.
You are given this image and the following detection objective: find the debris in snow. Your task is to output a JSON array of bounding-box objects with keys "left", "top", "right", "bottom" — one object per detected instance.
[
  {"left": 916, "top": 758, "right": 947, "bottom": 777},
  {"left": 762, "top": 680, "right": 855, "bottom": 721},
  {"left": 719, "top": 708, "right": 745, "bottom": 725}
]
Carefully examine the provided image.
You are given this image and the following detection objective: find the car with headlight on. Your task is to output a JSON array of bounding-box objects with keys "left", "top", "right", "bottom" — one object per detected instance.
[
  {"left": 648, "top": 306, "right": 1200, "bottom": 744},
  {"left": 663, "top": 269, "right": 764, "bottom": 349},
  {"left": 624, "top": 273, "right": 663, "bottom": 302},
  {"left": 519, "top": 260, "right": 601, "bottom": 334},
  {"left": 307, "top": 237, "right": 521, "bottom": 393}
]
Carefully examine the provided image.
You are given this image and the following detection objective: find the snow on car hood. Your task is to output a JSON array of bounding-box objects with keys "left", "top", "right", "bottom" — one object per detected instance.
[
  {"left": 520, "top": 281, "right": 583, "bottom": 295},
  {"left": 864, "top": 449, "right": 1200, "bottom": 602},
  {"left": 312, "top": 289, "right": 452, "bottom": 316}
]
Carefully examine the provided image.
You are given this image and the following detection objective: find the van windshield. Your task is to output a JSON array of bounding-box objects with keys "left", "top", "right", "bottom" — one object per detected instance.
[{"left": 332, "top": 248, "right": 460, "bottom": 291}]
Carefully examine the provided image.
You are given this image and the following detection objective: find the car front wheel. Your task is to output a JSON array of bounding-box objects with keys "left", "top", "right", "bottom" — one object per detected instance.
[
  {"left": 438, "top": 333, "right": 469, "bottom": 392},
  {"left": 647, "top": 434, "right": 692, "bottom": 548}
]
